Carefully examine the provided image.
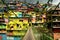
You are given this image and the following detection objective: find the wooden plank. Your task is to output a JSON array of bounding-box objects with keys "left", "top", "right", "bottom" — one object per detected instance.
[{"left": 23, "top": 27, "right": 35, "bottom": 40}]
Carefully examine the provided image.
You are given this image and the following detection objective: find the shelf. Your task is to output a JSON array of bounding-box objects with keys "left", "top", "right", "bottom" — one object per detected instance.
[
  {"left": 0, "top": 13, "right": 4, "bottom": 14},
  {"left": 6, "top": 2, "right": 16, "bottom": 5},
  {"left": 53, "top": 27, "right": 60, "bottom": 28},
  {"left": 9, "top": 17, "right": 30, "bottom": 19},
  {"left": 0, "top": 5, "right": 6, "bottom": 7},
  {"left": 7, "top": 34, "right": 24, "bottom": 37},
  {"left": 52, "top": 8, "right": 60, "bottom": 10},
  {"left": 53, "top": 21, "right": 60, "bottom": 22},
  {"left": 17, "top": 6, "right": 28, "bottom": 10},
  {"left": 52, "top": 10, "right": 60, "bottom": 11},
  {"left": 0, "top": 28, "right": 6, "bottom": 30},
  {"left": 0, "top": 32, "right": 6, "bottom": 34},
  {"left": 7, "top": 29, "right": 27, "bottom": 31},
  {"left": 0, "top": 20, "right": 5, "bottom": 23},
  {"left": 33, "top": 26, "right": 43, "bottom": 28},
  {"left": 7, "top": 35, "right": 24, "bottom": 37},
  {"left": 0, "top": 31, "right": 6, "bottom": 34},
  {"left": 0, "top": 23, "right": 6, "bottom": 24},
  {"left": 32, "top": 22, "right": 44, "bottom": 24},
  {"left": 52, "top": 15, "right": 60, "bottom": 16},
  {"left": 0, "top": 29, "right": 6, "bottom": 31}
]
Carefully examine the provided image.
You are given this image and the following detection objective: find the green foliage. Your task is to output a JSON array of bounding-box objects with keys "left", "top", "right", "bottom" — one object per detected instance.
[
  {"left": 36, "top": 1, "right": 39, "bottom": 4},
  {"left": 33, "top": 7, "right": 39, "bottom": 12},
  {"left": 40, "top": 33, "right": 53, "bottom": 40}
]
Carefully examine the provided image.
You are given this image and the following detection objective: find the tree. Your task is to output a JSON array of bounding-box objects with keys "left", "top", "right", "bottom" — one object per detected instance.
[
  {"left": 55, "top": 2, "right": 60, "bottom": 9},
  {"left": 47, "top": 0, "right": 53, "bottom": 4},
  {"left": 33, "top": 7, "right": 39, "bottom": 12},
  {"left": 36, "top": 1, "right": 39, "bottom": 4}
]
